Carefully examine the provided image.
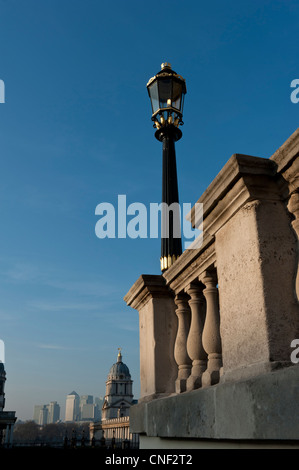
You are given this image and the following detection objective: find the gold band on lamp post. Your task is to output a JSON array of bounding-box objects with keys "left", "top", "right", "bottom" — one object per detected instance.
[{"left": 160, "top": 254, "right": 181, "bottom": 272}]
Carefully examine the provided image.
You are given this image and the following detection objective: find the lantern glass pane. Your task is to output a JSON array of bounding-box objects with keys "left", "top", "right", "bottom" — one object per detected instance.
[
  {"left": 172, "top": 81, "right": 182, "bottom": 111},
  {"left": 148, "top": 81, "right": 159, "bottom": 114},
  {"left": 180, "top": 93, "right": 185, "bottom": 114},
  {"left": 158, "top": 78, "right": 172, "bottom": 108}
]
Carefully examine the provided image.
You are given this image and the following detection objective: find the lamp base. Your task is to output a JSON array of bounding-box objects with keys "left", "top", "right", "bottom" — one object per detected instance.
[{"left": 155, "top": 125, "right": 182, "bottom": 142}]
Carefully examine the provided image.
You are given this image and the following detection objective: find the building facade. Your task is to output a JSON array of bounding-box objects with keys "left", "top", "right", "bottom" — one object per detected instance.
[
  {"left": 125, "top": 128, "right": 299, "bottom": 449},
  {"left": 0, "top": 363, "right": 16, "bottom": 447}
]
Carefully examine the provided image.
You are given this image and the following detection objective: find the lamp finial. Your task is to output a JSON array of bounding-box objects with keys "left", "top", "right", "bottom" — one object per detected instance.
[{"left": 161, "top": 62, "right": 171, "bottom": 70}]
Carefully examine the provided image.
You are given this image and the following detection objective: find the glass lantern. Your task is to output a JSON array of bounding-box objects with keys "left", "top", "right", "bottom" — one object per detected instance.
[{"left": 147, "top": 63, "right": 187, "bottom": 130}]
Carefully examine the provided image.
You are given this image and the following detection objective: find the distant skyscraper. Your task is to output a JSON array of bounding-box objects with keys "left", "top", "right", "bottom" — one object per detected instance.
[
  {"left": 33, "top": 405, "right": 43, "bottom": 424},
  {"left": 80, "top": 403, "right": 100, "bottom": 421},
  {"left": 65, "top": 391, "right": 80, "bottom": 422},
  {"left": 47, "top": 401, "right": 60, "bottom": 423},
  {"left": 80, "top": 395, "right": 93, "bottom": 406},
  {"left": 33, "top": 402, "right": 60, "bottom": 425},
  {"left": 79, "top": 395, "right": 97, "bottom": 421},
  {"left": 33, "top": 405, "right": 48, "bottom": 425},
  {"left": 94, "top": 396, "right": 103, "bottom": 408}
]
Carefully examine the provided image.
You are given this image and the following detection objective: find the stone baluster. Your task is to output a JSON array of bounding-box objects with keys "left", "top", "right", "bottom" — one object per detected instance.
[
  {"left": 174, "top": 293, "right": 192, "bottom": 393},
  {"left": 288, "top": 191, "right": 299, "bottom": 302},
  {"left": 202, "top": 270, "right": 222, "bottom": 387},
  {"left": 186, "top": 283, "right": 207, "bottom": 391}
]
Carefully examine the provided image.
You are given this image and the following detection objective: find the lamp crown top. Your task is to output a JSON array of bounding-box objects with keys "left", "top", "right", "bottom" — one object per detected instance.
[{"left": 161, "top": 62, "right": 172, "bottom": 70}]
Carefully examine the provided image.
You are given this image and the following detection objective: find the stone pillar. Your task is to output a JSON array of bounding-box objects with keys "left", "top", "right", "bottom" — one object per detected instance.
[
  {"left": 174, "top": 293, "right": 192, "bottom": 393},
  {"left": 9, "top": 423, "right": 14, "bottom": 447},
  {"left": 124, "top": 275, "right": 178, "bottom": 399},
  {"left": 216, "top": 197, "right": 299, "bottom": 382},
  {"left": 4, "top": 424, "right": 11, "bottom": 448},
  {"left": 202, "top": 270, "right": 222, "bottom": 387},
  {"left": 186, "top": 283, "right": 207, "bottom": 391}
]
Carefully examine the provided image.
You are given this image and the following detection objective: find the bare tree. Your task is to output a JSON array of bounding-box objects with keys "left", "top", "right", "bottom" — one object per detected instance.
[{"left": 13, "top": 420, "right": 40, "bottom": 443}]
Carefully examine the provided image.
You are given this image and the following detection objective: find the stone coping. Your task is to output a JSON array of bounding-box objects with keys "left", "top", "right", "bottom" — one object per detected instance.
[
  {"left": 130, "top": 365, "right": 299, "bottom": 441},
  {"left": 270, "top": 127, "right": 299, "bottom": 172},
  {"left": 124, "top": 274, "right": 170, "bottom": 310},
  {"left": 188, "top": 153, "right": 275, "bottom": 225}
]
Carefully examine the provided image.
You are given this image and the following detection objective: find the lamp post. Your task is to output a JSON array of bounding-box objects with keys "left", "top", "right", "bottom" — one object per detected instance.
[{"left": 147, "top": 63, "right": 187, "bottom": 272}]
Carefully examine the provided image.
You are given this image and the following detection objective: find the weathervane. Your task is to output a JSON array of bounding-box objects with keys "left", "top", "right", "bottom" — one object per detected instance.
[{"left": 117, "top": 347, "right": 122, "bottom": 361}]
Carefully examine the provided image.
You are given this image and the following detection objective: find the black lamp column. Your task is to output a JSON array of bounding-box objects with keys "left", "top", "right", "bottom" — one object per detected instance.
[
  {"left": 147, "top": 63, "right": 187, "bottom": 272},
  {"left": 157, "top": 125, "right": 182, "bottom": 271}
]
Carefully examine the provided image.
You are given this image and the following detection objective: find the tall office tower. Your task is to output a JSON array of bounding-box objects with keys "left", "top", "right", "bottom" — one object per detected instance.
[
  {"left": 94, "top": 396, "right": 103, "bottom": 407},
  {"left": 80, "top": 403, "right": 98, "bottom": 421},
  {"left": 47, "top": 401, "right": 60, "bottom": 424},
  {"left": 33, "top": 405, "right": 43, "bottom": 423},
  {"left": 38, "top": 405, "right": 48, "bottom": 425},
  {"left": 33, "top": 405, "right": 48, "bottom": 425},
  {"left": 80, "top": 395, "right": 93, "bottom": 406},
  {"left": 79, "top": 395, "right": 94, "bottom": 421},
  {"left": 65, "top": 391, "right": 80, "bottom": 422},
  {"left": 94, "top": 397, "right": 103, "bottom": 420}
]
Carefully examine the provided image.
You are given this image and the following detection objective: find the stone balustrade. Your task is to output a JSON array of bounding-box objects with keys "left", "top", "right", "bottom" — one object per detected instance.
[
  {"left": 124, "top": 128, "right": 299, "bottom": 447},
  {"left": 173, "top": 271, "right": 223, "bottom": 393},
  {"left": 126, "top": 133, "right": 299, "bottom": 398}
]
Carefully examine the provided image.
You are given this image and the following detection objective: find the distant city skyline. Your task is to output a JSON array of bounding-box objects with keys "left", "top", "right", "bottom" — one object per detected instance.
[{"left": 33, "top": 393, "right": 103, "bottom": 424}]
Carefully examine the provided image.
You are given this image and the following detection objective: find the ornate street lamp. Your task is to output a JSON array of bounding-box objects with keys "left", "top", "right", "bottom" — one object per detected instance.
[{"left": 146, "top": 63, "right": 187, "bottom": 272}]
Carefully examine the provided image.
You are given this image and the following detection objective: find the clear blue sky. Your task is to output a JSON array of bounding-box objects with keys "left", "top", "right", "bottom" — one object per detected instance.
[{"left": 0, "top": 0, "right": 298, "bottom": 421}]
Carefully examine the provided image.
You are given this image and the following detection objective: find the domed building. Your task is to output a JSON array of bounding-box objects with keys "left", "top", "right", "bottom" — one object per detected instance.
[
  {"left": 90, "top": 349, "right": 139, "bottom": 447},
  {"left": 102, "top": 349, "right": 134, "bottom": 421}
]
